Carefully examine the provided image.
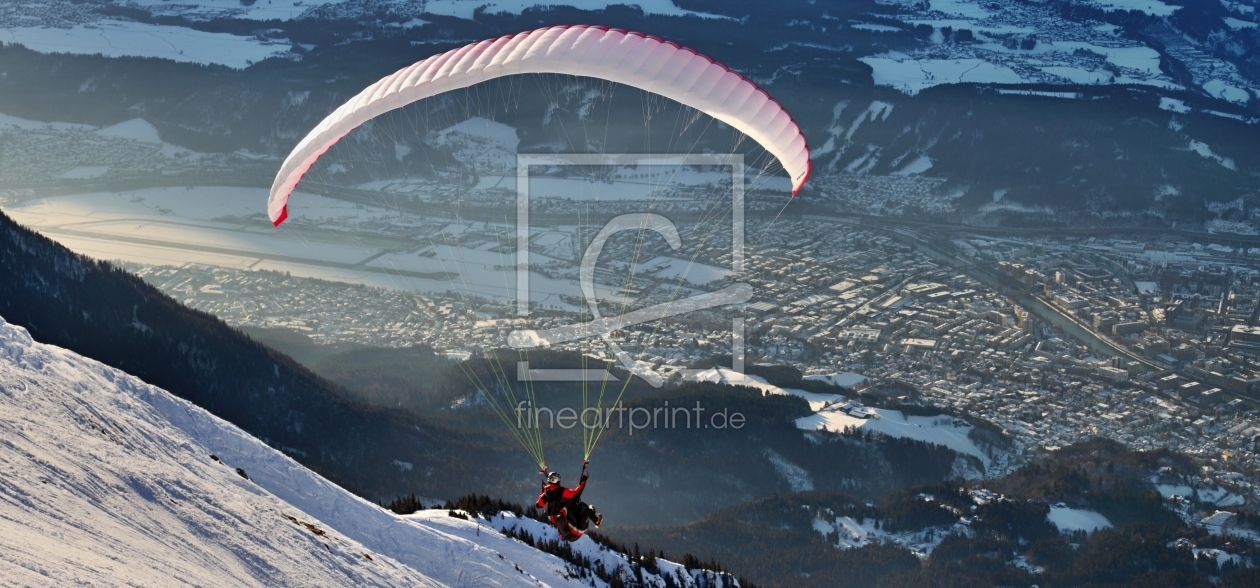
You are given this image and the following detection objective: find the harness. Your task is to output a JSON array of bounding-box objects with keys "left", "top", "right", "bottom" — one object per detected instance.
[{"left": 542, "top": 486, "right": 567, "bottom": 517}]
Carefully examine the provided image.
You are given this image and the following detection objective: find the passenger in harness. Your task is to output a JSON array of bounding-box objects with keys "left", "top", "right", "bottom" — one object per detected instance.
[{"left": 536, "top": 462, "right": 603, "bottom": 541}]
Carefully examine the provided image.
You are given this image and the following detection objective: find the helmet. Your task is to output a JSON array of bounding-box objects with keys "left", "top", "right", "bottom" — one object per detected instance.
[{"left": 546, "top": 472, "right": 562, "bottom": 485}]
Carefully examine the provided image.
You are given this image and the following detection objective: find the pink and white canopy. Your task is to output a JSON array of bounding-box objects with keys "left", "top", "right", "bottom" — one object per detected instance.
[{"left": 268, "top": 24, "right": 811, "bottom": 226}]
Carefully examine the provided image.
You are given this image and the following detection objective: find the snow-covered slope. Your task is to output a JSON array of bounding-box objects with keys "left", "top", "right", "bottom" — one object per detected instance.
[
  {"left": 0, "top": 313, "right": 613, "bottom": 587},
  {"left": 409, "top": 510, "right": 742, "bottom": 588}
]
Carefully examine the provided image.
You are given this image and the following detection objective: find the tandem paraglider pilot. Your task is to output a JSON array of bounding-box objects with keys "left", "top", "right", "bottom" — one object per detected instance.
[{"left": 537, "top": 461, "right": 602, "bottom": 542}]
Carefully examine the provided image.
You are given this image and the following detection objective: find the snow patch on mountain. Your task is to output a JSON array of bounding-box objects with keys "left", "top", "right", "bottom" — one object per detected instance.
[
  {"left": 927, "top": 0, "right": 996, "bottom": 19},
  {"left": 1224, "top": 16, "right": 1258, "bottom": 30},
  {"left": 421, "top": 0, "right": 731, "bottom": 21},
  {"left": 96, "top": 118, "right": 164, "bottom": 143},
  {"left": 804, "top": 372, "right": 871, "bottom": 388},
  {"left": 1089, "top": 0, "right": 1181, "bottom": 17},
  {"left": 123, "top": 0, "right": 345, "bottom": 21},
  {"left": 765, "top": 448, "right": 815, "bottom": 492},
  {"left": 861, "top": 54, "right": 1025, "bottom": 95},
  {"left": 688, "top": 367, "right": 994, "bottom": 471},
  {"left": 1188, "top": 139, "right": 1237, "bottom": 170},
  {"left": 0, "top": 20, "right": 291, "bottom": 69},
  {"left": 0, "top": 112, "right": 92, "bottom": 131},
  {"left": 1221, "top": 0, "right": 1255, "bottom": 15},
  {"left": 798, "top": 405, "right": 992, "bottom": 468},
  {"left": 852, "top": 23, "right": 903, "bottom": 32},
  {"left": 813, "top": 510, "right": 960, "bottom": 557},
  {"left": 1203, "top": 79, "right": 1251, "bottom": 104},
  {"left": 428, "top": 116, "right": 520, "bottom": 151},
  {"left": 1159, "top": 97, "right": 1191, "bottom": 113},
  {"left": 688, "top": 367, "right": 845, "bottom": 411},
  {"left": 893, "top": 154, "right": 934, "bottom": 175},
  {"left": 856, "top": 0, "right": 1198, "bottom": 96}
]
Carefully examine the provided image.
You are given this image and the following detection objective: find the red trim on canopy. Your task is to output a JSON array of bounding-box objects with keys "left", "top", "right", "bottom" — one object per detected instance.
[{"left": 793, "top": 159, "right": 812, "bottom": 197}]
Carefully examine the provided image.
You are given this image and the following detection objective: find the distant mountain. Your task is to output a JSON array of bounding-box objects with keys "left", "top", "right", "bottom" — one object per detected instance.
[{"left": 2, "top": 0, "right": 1260, "bottom": 224}]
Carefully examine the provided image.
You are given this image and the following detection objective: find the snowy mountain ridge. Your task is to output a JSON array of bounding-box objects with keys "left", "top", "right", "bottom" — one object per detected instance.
[
  {"left": 6, "top": 0, "right": 1259, "bottom": 111},
  {"left": 0, "top": 313, "right": 732, "bottom": 587}
]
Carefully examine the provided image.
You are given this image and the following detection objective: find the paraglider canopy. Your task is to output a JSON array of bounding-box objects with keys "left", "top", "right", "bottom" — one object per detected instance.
[{"left": 267, "top": 24, "right": 811, "bottom": 226}]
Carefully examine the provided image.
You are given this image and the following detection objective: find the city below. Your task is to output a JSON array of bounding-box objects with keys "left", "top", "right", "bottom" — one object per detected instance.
[
  {"left": 93, "top": 197, "right": 1260, "bottom": 509},
  {"left": 4, "top": 94, "right": 1260, "bottom": 554}
]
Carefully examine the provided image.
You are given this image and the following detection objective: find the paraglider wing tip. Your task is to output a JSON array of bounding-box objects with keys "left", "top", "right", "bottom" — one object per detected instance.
[
  {"left": 272, "top": 205, "right": 288, "bottom": 227},
  {"left": 791, "top": 159, "right": 812, "bottom": 197}
]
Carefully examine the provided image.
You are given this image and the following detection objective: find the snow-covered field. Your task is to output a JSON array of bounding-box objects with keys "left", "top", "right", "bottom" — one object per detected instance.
[
  {"left": 0, "top": 312, "right": 740, "bottom": 585},
  {"left": 0, "top": 112, "right": 91, "bottom": 131},
  {"left": 1203, "top": 79, "right": 1252, "bottom": 105},
  {"left": 1156, "top": 483, "right": 1246, "bottom": 507},
  {"left": 860, "top": 55, "right": 1025, "bottom": 95},
  {"left": 1159, "top": 97, "right": 1192, "bottom": 113},
  {"left": 1224, "top": 17, "right": 1258, "bottom": 30},
  {"left": 1047, "top": 505, "right": 1112, "bottom": 533},
  {"left": 0, "top": 20, "right": 291, "bottom": 69}
]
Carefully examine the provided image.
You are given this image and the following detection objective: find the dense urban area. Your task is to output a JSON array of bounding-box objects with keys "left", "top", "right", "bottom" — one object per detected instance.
[{"left": 119, "top": 211, "right": 1260, "bottom": 509}]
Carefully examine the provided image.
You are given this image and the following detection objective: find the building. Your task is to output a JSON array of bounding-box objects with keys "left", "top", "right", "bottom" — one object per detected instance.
[
  {"left": 1200, "top": 388, "right": 1225, "bottom": 406},
  {"left": 1113, "top": 321, "right": 1146, "bottom": 336},
  {"left": 1178, "top": 381, "right": 1203, "bottom": 400},
  {"left": 1229, "top": 324, "right": 1260, "bottom": 350}
]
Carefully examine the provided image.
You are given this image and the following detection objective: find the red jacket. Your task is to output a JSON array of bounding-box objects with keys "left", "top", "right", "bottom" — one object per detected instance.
[
  {"left": 538, "top": 479, "right": 587, "bottom": 541},
  {"left": 536, "top": 479, "right": 585, "bottom": 508}
]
